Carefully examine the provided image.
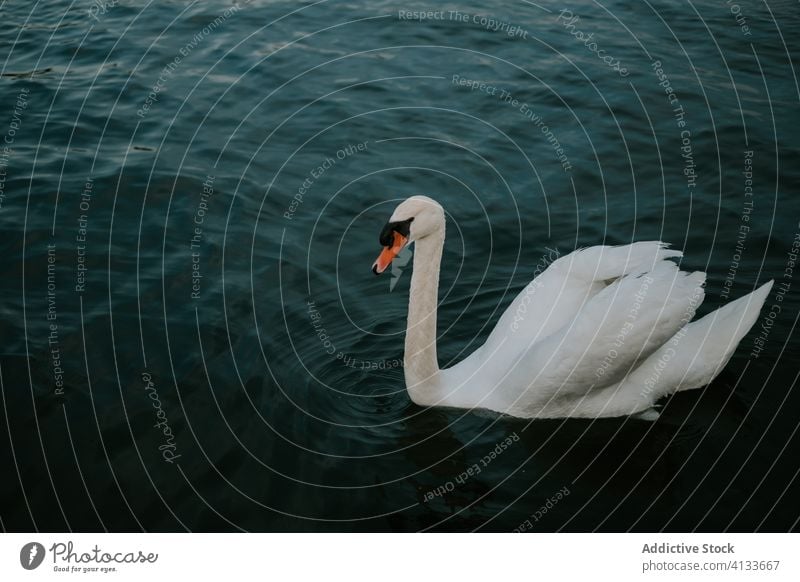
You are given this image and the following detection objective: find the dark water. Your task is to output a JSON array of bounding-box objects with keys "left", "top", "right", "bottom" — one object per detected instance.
[{"left": 1, "top": 0, "right": 799, "bottom": 532}]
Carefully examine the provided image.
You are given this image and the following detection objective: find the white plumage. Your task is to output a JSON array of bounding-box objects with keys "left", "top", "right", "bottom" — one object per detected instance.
[{"left": 373, "top": 196, "right": 773, "bottom": 419}]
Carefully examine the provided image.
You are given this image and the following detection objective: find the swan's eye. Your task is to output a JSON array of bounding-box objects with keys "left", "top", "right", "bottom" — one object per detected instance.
[{"left": 379, "top": 217, "right": 413, "bottom": 246}]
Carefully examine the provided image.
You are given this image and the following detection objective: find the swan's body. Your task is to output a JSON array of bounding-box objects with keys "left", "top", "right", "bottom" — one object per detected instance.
[{"left": 372, "top": 196, "right": 773, "bottom": 419}]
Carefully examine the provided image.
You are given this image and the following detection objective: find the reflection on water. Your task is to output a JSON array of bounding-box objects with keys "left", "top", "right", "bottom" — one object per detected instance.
[{"left": 0, "top": 0, "right": 799, "bottom": 531}]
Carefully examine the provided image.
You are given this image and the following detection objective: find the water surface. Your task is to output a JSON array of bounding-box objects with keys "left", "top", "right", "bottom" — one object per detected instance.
[{"left": 1, "top": 0, "right": 799, "bottom": 531}]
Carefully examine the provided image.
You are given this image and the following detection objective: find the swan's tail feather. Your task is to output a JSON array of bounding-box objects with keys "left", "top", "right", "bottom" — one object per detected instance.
[
  {"left": 579, "top": 280, "right": 774, "bottom": 416},
  {"left": 628, "top": 280, "right": 773, "bottom": 403},
  {"left": 670, "top": 279, "right": 774, "bottom": 393},
  {"left": 562, "top": 241, "right": 682, "bottom": 282}
]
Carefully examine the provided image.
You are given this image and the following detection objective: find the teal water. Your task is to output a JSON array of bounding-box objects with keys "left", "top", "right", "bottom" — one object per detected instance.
[{"left": 1, "top": 0, "right": 799, "bottom": 531}]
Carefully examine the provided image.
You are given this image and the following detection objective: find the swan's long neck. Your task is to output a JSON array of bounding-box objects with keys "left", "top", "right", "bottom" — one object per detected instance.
[{"left": 404, "top": 224, "right": 444, "bottom": 403}]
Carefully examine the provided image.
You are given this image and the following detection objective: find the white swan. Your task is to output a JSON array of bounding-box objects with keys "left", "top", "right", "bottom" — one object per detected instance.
[{"left": 372, "top": 195, "right": 773, "bottom": 419}]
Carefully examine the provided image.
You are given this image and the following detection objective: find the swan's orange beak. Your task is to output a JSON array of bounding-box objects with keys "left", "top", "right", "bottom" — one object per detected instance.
[{"left": 372, "top": 231, "right": 407, "bottom": 275}]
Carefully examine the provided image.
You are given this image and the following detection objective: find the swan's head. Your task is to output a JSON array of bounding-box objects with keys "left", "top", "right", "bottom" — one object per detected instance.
[{"left": 372, "top": 195, "right": 444, "bottom": 275}]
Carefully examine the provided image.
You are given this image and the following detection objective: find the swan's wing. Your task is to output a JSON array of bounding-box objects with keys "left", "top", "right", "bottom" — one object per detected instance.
[
  {"left": 478, "top": 242, "right": 684, "bottom": 360},
  {"left": 556, "top": 241, "right": 682, "bottom": 281},
  {"left": 625, "top": 279, "right": 773, "bottom": 396},
  {"left": 549, "top": 280, "right": 773, "bottom": 418},
  {"left": 505, "top": 260, "right": 706, "bottom": 403}
]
